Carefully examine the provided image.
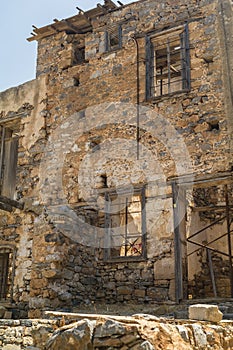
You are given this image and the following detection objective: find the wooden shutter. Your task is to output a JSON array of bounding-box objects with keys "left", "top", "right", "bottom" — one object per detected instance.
[{"left": 2, "top": 136, "right": 18, "bottom": 199}]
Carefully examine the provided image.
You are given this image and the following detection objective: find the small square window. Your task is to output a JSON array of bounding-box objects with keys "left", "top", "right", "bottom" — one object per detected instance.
[
  {"left": 146, "top": 25, "right": 190, "bottom": 98},
  {"left": 106, "top": 25, "right": 122, "bottom": 52},
  {"left": 104, "top": 187, "right": 146, "bottom": 260}
]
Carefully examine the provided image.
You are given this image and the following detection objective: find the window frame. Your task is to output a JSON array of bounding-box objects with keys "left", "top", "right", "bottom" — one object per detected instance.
[
  {"left": 104, "top": 186, "right": 147, "bottom": 262},
  {"left": 0, "top": 125, "right": 19, "bottom": 199},
  {"left": 105, "top": 24, "right": 122, "bottom": 52},
  {"left": 146, "top": 24, "right": 190, "bottom": 100},
  {"left": 0, "top": 246, "right": 16, "bottom": 301}
]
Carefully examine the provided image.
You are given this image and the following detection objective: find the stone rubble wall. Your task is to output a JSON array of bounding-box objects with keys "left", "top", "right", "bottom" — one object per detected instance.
[
  {"left": 0, "top": 0, "right": 232, "bottom": 316},
  {"left": 0, "top": 315, "right": 232, "bottom": 349}
]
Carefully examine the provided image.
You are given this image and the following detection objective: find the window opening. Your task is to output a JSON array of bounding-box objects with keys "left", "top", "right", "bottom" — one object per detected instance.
[
  {"left": 0, "top": 247, "right": 14, "bottom": 300},
  {"left": 208, "top": 122, "right": 220, "bottom": 131},
  {"left": 73, "top": 76, "right": 80, "bottom": 87},
  {"left": 147, "top": 25, "right": 190, "bottom": 98},
  {"left": 73, "top": 46, "right": 85, "bottom": 65},
  {"left": 105, "top": 187, "right": 146, "bottom": 260},
  {"left": 106, "top": 25, "right": 122, "bottom": 51}
]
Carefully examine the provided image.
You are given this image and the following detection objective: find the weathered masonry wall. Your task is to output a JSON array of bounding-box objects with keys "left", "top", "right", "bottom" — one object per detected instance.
[
  {"left": 0, "top": 316, "right": 232, "bottom": 350},
  {"left": 0, "top": 0, "right": 232, "bottom": 317}
]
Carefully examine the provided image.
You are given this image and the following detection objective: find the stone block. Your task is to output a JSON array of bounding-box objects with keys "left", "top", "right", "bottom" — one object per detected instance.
[
  {"left": 154, "top": 257, "right": 175, "bottom": 280},
  {"left": 94, "top": 319, "right": 126, "bottom": 339},
  {"left": 191, "top": 324, "right": 207, "bottom": 348},
  {"left": 189, "top": 304, "right": 223, "bottom": 322},
  {"left": 47, "top": 319, "right": 95, "bottom": 350},
  {"left": 134, "top": 289, "right": 146, "bottom": 298},
  {"left": 117, "top": 286, "right": 132, "bottom": 295}
]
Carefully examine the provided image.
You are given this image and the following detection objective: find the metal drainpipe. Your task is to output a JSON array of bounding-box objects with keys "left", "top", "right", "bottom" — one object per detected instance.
[{"left": 131, "top": 36, "right": 140, "bottom": 160}]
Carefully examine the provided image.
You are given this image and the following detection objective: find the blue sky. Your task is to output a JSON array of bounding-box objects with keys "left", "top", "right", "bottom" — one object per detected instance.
[{"left": 0, "top": 0, "right": 137, "bottom": 92}]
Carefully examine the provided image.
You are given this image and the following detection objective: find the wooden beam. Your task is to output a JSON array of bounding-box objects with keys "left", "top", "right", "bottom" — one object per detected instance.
[
  {"left": 61, "top": 20, "right": 85, "bottom": 34},
  {"left": 0, "top": 202, "right": 12, "bottom": 212},
  {"left": 0, "top": 195, "right": 23, "bottom": 210}
]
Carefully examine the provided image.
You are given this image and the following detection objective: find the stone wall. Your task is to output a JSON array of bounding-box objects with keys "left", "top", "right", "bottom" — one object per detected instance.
[
  {"left": 0, "top": 315, "right": 232, "bottom": 349},
  {"left": 0, "top": 0, "right": 232, "bottom": 315}
]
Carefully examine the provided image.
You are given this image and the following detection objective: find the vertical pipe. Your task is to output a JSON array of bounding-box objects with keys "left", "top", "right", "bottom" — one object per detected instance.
[
  {"left": 131, "top": 36, "right": 140, "bottom": 160},
  {"left": 225, "top": 184, "right": 233, "bottom": 297}
]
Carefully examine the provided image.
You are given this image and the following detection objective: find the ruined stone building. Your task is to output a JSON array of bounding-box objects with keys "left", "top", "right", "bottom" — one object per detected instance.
[{"left": 0, "top": 0, "right": 232, "bottom": 318}]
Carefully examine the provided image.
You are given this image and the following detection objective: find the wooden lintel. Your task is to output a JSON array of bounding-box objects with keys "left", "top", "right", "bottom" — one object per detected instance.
[
  {"left": 0, "top": 195, "right": 23, "bottom": 210},
  {"left": 0, "top": 202, "right": 12, "bottom": 212},
  {"left": 62, "top": 20, "right": 85, "bottom": 34}
]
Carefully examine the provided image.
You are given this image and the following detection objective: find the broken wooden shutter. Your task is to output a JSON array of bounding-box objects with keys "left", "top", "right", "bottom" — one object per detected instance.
[{"left": 2, "top": 135, "right": 19, "bottom": 199}]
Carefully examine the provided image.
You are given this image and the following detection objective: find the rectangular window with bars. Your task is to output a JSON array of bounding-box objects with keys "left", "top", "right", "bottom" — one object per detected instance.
[
  {"left": 146, "top": 25, "right": 190, "bottom": 98},
  {"left": 104, "top": 187, "right": 146, "bottom": 261},
  {"left": 105, "top": 25, "right": 122, "bottom": 52}
]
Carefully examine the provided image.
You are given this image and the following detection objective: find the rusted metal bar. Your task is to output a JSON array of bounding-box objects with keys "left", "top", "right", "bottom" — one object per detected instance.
[
  {"left": 225, "top": 184, "right": 233, "bottom": 297},
  {"left": 187, "top": 240, "right": 230, "bottom": 258},
  {"left": 188, "top": 230, "right": 230, "bottom": 257},
  {"left": 187, "top": 215, "right": 226, "bottom": 241}
]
